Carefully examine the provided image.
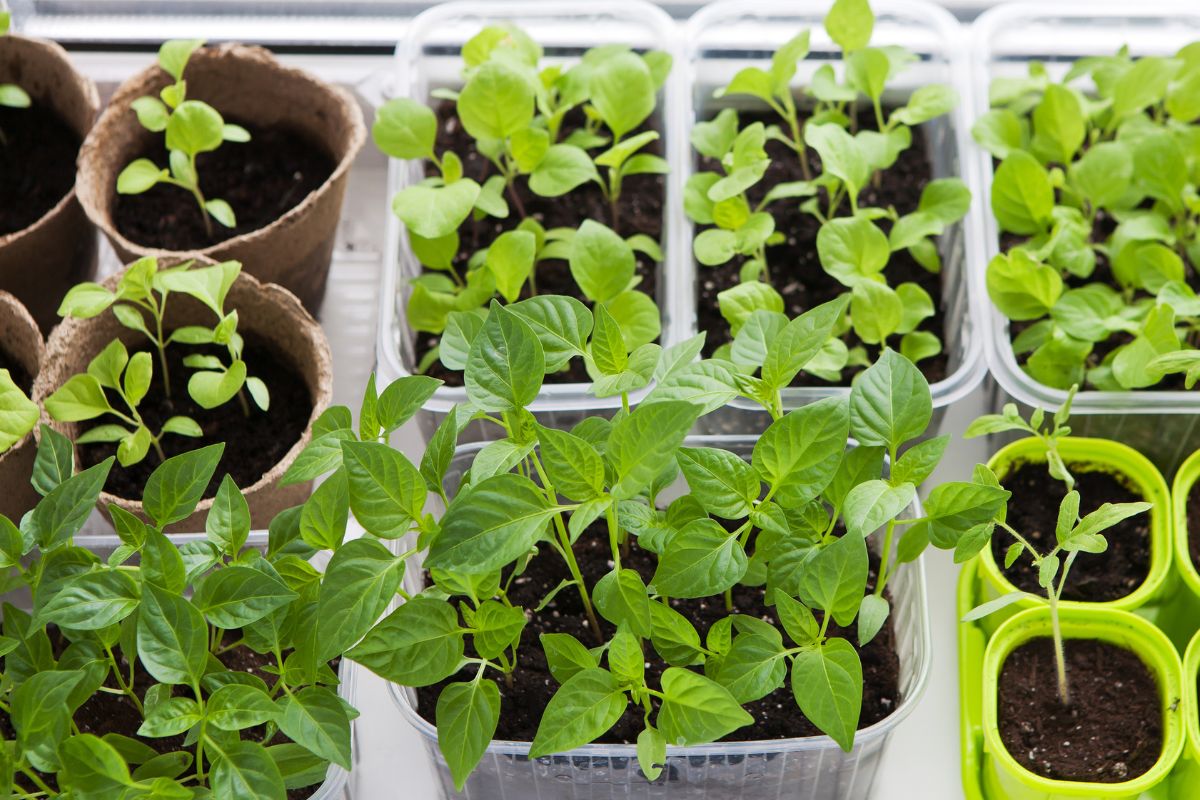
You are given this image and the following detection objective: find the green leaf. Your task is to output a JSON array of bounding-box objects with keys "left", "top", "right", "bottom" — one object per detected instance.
[
  {"left": 652, "top": 518, "right": 747, "bottom": 598},
  {"left": 761, "top": 296, "right": 851, "bottom": 389},
  {"left": 427, "top": 473, "right": 555, "bottom": 573},
  {"left": 825, "top": 0, "right": 873, "bottom": 52},
  {"left": 207, "top": 738, "right": 285, "bottom": 800},
  {"left": 529, "top": 144, "right": 600, "bottom": 197},
  {"left": 193, "top": 566, "right": 297, "bottom": 628},
  {"left": 590, "top": 50, "right": 655, "bottom": 139},
  {"left": 392, "top": 179, "right": 481, "bottom": 239},
  {"left": 277, "top": 686, "right": 351, "bottom": 770},
  {"left": 713, "top": 630, "right": 787, "bottom": 703},
  {"left": 1031, "top": 84, "right": 1085, "bottom": 164},
  {"left": 753, "top": 396, "right": 848, "bottom": 505},
  {"left": 138, "top": 696, "right": 202, "bottom": 737},
  {"left": 1112, "top": 56, "right": 1176, "bottom": 121},
  {"left": 142, "top": 443, "right": 224, "bottom": 528},
  {"left": 341, "top": 440, "right": 426, "bottom": 538},
  {"left": 893, "top": 84, "right": 957, "bottom": 125},
  {"left": 676, "top": 446, "right": 759, "bottom": 519},
  {"left": 986, "top": 250, "right": 1062, "bottom": 321},
  {"left": 508, "top": 295, "right": 593, "bottom": 372},
  {"left": 604, "top": 290, "right": 661, "bottom": 351},
  {"left": 486, "top": 230, "right": 536, "bottom": 304},
  {"left": 593, "top": 568, "right": 652, "bottom": 637},
  {"left": 45, "top": 373, "right": 113, "bottom": 421},
  {"left": 541, "top": 632, "right": 599, "bottom": 684},
  {"left": 805, "top": 122, "right": 868, "bottom": 195},
  {"left": 59, "top": 734, "right": 135, "bottom": 798},
  {"left": 117, "top": 158, "right": 166, "bottom": 194},
  {"left": 637, "top": 726, "right": 667, "bottom": 782},
  {"left": 606, "top": 401, "right": 700, "bottom": 500},
  {"left": 648, "top": 602, "right": 704, "bottom": 667},
  {"left": 570, "top": 220, "right": 635, "bottom": 304},
  {"left": 1068, "top": 141, "right": 1132, "bottom": 210},
  {"left": 1113, "top": 304, "right": 1179, "bottom": 389},
  {"left": 471, "top": 600, "right": 527, "bottom": 658},
  {"left": 798, "top": 532, "right": 868, "bottom": 627},
  {"left": 36, "top": 569, "right": 141, "bottom": 631},
  {"left": 536, "top": 424, "right": 604, "bottom": 501},
  {"left": 137, "top": 585, "right": 207, "bottom": 685},
  {"left": 971, "top": 108, "right": 1026, "bottom": 159},
  {"left": 921, "top": 481, "right": 1010, "bottom": 549},
  {"left": 348, "top": 596, "right": 464, "bottom": 686},
  {"left": 0, "top": 370, "right": 37, "bottom": 451},
  {"left": 457, "top": 60, "right": 534, "bottom": 140},
  {"left": 991, "top": 151, "right": 1054, "bottom": 235},
  {"left": 851, "top": 281, "right": 902, "bottom": 345},
  {"left": 158, "top": 39, "right": 204, "bottom": 81},
  {"left": 373, "top": 97, "right": 436, "bottom": 159},
  {"left": 691, "top": 108, "right": 739, "bottom": 160},
  {"left": 848, "top": 349, "right": 932, "bottom": 452},
  {"left": 29, "top": 457, "right": 114, "bottom": 550},
  {"left": 529, "top": 668, "right": 626, "bottom": 757},
  {"left": 206, "top": 474, "right": 250, "bottom": 555},
  {"left": 717, "top": 281, "right": 784, "bottom": 335},
  {"left": 437, "top": 680, "right": 501, "bottom": 791},
  {"left": 791, "top": 638, "right": 862, "bottom": 751},
  {"left": 314, "top": 537, "right": 404, "bottom": 662},
  {"left": 817, "top": 217, "right": 889, "bottom": 287},
  {"left": 32, "top": 424, "right": 74, "bottom": 496},
  {"left": 843, "top": 479, "right": 915, "bottom": 538},
  {"left": 12, "top": 670, "right": 85, "bottom": 771},
  {"left": 207, "top": 684, "right": 280, "bottom": 731},
  {"left": 165, "top": 100, "right": 224, "bottom": 155},
  {"left": 658, "top": 667, "right": 753, "bottom": 745},
  {"left": 465, "top": 304, "right": 545, "bottom": 412}
]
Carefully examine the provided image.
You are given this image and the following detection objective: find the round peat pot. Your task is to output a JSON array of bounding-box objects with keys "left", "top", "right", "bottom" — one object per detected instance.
[
  {"left": 0, "top": 34, "right": 99, "bottom": 333},
  {"left": 1172, "top": 629, "right": 1200, "bottom": 795},
  {"left": 1168, "top": 449, "right": 1200, "bottom": 649},
  {"left": 981, "top": 607, "right": 1184, "bottom": 800},
  {"left": 0, "top": 291, "right": 44, "bottom": 522},
  {"left": 31, "top": 263, "right": 332, "bottom": 534},
  {"left": 387, "top": 435, "right": 932, "bottom": 800},
  {"left": 974, "top": 437, "right": 1172, "bottom": 635},
  {"left": 76, "top": 43, "right": 366, "bottom": 312}
]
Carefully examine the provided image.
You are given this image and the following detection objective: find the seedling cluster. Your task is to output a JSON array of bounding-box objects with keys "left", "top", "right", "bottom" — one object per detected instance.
[{"left": 685, "top": 0, "right": 967, "bottom": 380}]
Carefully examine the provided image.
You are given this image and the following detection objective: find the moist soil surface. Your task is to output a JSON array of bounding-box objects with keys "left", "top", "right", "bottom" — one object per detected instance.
[
  {"left": 991, "top": 462, "right": 1151, "bottom": 601},
  {"left": 694, "top": 109, "right": 949, "bottom": 387},
  {"left": 0, "top": 105, "right": 81, "bottom": 236},
  {"left": 1187, "top": 481, "right": 1200, "bottom": 573},
  {"left": 0, "top": 345, "right": 33, "bottom": 394},
  {"left": 76, "top": 333, "right": 312, "bottom": 502},
  {"left": 415, "top": 103, "right": 666, "bottom": 387},
  {"left": 417, "top": 526, "right": 901, "bottom": 743},
  {"left": 997, "top": 637, "right": 1162, "bottom": 782},
  {"left": 113, "top": 121, "right": 334, "bottom": 251},
  {"left": 0, "top": 630, "right": 337, "bottom": 800}
]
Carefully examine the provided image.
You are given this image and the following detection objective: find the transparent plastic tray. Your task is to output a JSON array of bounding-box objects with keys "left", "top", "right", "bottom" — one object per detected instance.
[
  {"left": 971, "top": 3, "right": 1200, "bottom": 474},
  {"left": 389, "top": 436, "right": 932, "bottom": 800},
  {"left": 375, "top": 0, "right": 687, "bottom": 442},
  {"left": 679, "top": 0, "right": 986, "bottom": 435}
]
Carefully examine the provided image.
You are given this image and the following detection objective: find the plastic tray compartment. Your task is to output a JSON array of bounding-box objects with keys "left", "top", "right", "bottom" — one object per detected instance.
[
  {"left": 376, "top": 0, "right": 687, "bottom": 443},
  {"left": 971, "top": 3, "right": 1200, "bottom": 475},
  {"left": 678, "top": 0, "right": 986, "bottom": 437},
  {"left": 389, "top": 435, "right": 932, "bottom": 800}
]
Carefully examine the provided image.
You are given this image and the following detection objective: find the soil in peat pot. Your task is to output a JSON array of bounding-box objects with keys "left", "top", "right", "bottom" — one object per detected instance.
[
  {"left": 113, "top": 121, "right": 335, "bottom": 251},
  {"left": 990, "top": 462, "right": 1151, "bottom": 601},
  {"left": 0, "top": 630, "right": 338, "bottom": 799},
  {"left": 0, "top": 345, "right": 33, "bottom": 395},
  {"left": 0, "top": 105, "right": 81, "bottom": 236},
  {"left": 997, "top": 637, "right": 1162, "bottom": 782},
  {"left": 75, "top": 333, "right": 312, "bottom": 502},
  {"left": 417, "top": 524, "right": 901, "bottom": 744},
  {"left": 694, "top": 108, "right": 949, "bottom": 387},
  {"left": 415, "top": 103, "right": 666, "bottom": 388}
]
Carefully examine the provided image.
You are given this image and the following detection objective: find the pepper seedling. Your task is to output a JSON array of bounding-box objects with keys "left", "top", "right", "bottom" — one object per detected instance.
[
  {"left": 0, "top": 367, "right": 37, "bottom": 454},
  {"left": 0, "top": 10, "right": 32, "bottom": 146},
  {"left": 0, "top": 431, "right": 361, "bottom": 798},
  {"left": 977, "top": 40, "right": 1200, "bottom": 391},
  {"left": 116, "top": 39, "right": 249, "bottom": 238},
  {"left": 686, "top": 0, "right": 967, "bottom": 377}
]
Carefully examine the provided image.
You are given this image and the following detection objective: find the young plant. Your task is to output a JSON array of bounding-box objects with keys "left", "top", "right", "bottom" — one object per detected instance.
[
  {"left": 0, "top": 367, "right": 37, "bottom": 454},
  {"left": 48, "top": 257, "right": 270, "bottom": 466},
  {"left": 372, "top": 24, "right": 669, "bottom": 374},
  {"left": 964, "top": 384, "right": 1079, "bottom": 490},
  {"left": 951, "top": 400, "right": 1151, "bottom": 703},
  {"left": 0, "top": 10, "right": 32, "bottom": 145},
  {"left": 116, "top": 39, "right": 249, "bottom": 237},
  {"left": 0, "top": 431, "right": 359, "bottom": 799},
  {"left": 977, "top": 40, "right": 1200, "bottom": 391},
  {"left": 283, "top": 309, "right": 1004, "bottom": 788},
  {"left": 685, "top": 0, "right": 967, "bottom": 378}
]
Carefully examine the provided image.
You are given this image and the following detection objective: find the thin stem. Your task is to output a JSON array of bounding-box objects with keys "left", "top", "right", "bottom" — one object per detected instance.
[
  {"left": 874, "top": 517, "right": 899, "bottom": 597},
  {"left": 1049, "top": 552, "right": 1079, "bottom": 706},
  {"left": 18, "top": 769, "right": 54, "bottom": 796},
  {"left": 105, "top": 642, "right": 144, "bottom": 715},
  {"left": 606, "top": 503, "right": 622, "bottom": 570}
]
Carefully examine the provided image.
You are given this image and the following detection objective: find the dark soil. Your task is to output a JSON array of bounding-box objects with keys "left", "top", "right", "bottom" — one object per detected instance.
[
  {"left": 417, "top": 525, "right": 900, "bottom": 744},
  {"left": 75, "top": 333, "right": 312, "bottom": 502},
  {"left": 997, "top": 637, "right": 1162, "bottom": 782},
  {"left": 0, "top": 346, "right": 33, "bottom": 394},
  {"left": 991, "top": 462, "right": 1151, "bottom": 602},
  {"left": 113, "top": 121, "right": 334, "bottom": 251},
  {"left": 1187, "top": 480, "right": 1200, "bottom": 574},
  {"left": 694, "top": 109, "right": 949, "bottom": 387},
  {"left": 0, "top": 630, "right": 336, "bottom": 799},
  {"left": 0, "top": 104, "right": 80, "bottom": 235},
  {"left": 415, "top": 103, "right": 666, "bottom": 387}
]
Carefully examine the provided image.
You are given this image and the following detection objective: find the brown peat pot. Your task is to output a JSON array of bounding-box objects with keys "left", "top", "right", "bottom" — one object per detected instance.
[
  {"left": 76, "top": 43, "right": 366, "bottom": 312},
  {"left": 0, "top": 34, "right": 99, "bottom": 333},
  {"left": 0, "top": 290, "right": 44, "bottom": 521}
]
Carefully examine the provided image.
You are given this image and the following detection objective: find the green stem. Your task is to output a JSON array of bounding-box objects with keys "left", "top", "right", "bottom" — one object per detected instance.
[
  {"left": 105, "top": 642, "right": 144, "bottom": 715},
  {"left": 18, "top": 768, "right": 54, "bottom": 796}
]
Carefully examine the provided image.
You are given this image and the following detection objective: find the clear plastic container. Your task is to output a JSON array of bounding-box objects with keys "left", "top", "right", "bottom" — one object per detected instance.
[
  {"left": 679, "top": 0, "right": 986, "bottom": 437},
  {"left": 375, "top": 1, "right": 687, "bottom": 443},
  {"left": 971, "top": 4, "right": 1200, "bottom": 475},
  {"left": 389, "top": 436, "right": 932, "bottom": 800}
]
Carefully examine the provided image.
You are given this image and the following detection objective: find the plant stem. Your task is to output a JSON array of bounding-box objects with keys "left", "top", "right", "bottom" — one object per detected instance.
[
  {"left": 606, "top": 503, "right": 622, "bottom": 570},
  {"left": 874, "top": 518, "right": 898, "bottom": 597},
  {"left": 19, "top": 768, "right": 54, "bottom": 796},
  {"left": 724, "top": 587, "right": 734, "bottom": 612},
  {"left": 105, "top": 642, "right": 144, "bottom": 715},
  {"left": 1049, "top": 552, "right": 1078, "bottom": 706}
]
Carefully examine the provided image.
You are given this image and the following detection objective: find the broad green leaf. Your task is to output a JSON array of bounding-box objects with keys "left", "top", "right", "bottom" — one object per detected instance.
[
  {"left": 36, "top": 569, "right": 141, "bottom": 631},
  {"left": 652, "top": 518, "right": 747, "bottom": 598},
  {"left": 208, "top": 684, "right": 280, "bottom": 731},
  {"left": 761, "top": 295, "right": 850, "bottom": 389},
  {"left": 536, "top": 424, "right": 605, "bottom": 501},
  {"left": 657, "top": 667, "right": 753, "bottom": 745},
  {"left": 341, "top": 440, "right": 426, "bottom": 538},
  {"left": 842, "top": 479, "right": 915, "bottom": 538},
  {"left": 594, "top": 568, "right": 652, "bottom": 637},
  {"left": 277, "top": 687, "right": 351, "bottom": 770},
  {"left": 30, "top": 457, "right": 114, "bottom": 550},
  {"left": 437, "top": 680, "right": 501, "bottom": 791},
  {"left": 791, "top": 638, "right": 862, "bottom": 751},
  {"left": 348, "top": 596, "right": 463, "bottom": 686},
  {"left": 137, "top": 585, "right": 207, "bottom": 685},
  {"left": 848, "top": 349, "right": 932, "bottom": 452},
  {"left": 373, "top": 97, "right": 436, "bottom": 159},
  {"left": 457, "top": 60, "right": 534, "bottom": 140},
  {"left": 142, "top": 444, "right": 224, "bottom": 528},
  {"left": 590, "top": 50, "right": 655, "bottom": 139},
  {"left": 529, "top": 144, "right": 600, "bottom": 197},
  {"left": 541, "top": 632, "right": 599, "bottom": 684},
  {"left": 529, "top": 668, "right": 626, "bottom": 757},
  {"left": 753, "top": 396, "right": 848, "bottom": 505},
  {"left": 569, "top": 220, "right": 635, "bottom": 304},
  {"left": 798, "top": 532, "right": 867, "bottom": 626},
  {"left": 986, "top": 250, "right": 1062, "bottom": 321},
  {"left": 427, "top": 473, "right": 555, "bottom": 572},
  {"left": 607, "top": 401, "right": 699, "bottom": 500},
  {"left": 1031, "top": 84, "right": 1085, "bottom": 164},
  {"left": 193, "top": 566, "right": 297, "bottom": 628},
  {"left": 677, "top": 446, "right": 759, "bottom": 519},
  {"left": 464, "top": 304, "right": 545, "bottom": 412},
  {"left": 508, "top": 295, "right": 593, "bottom": 371},
  {"left": 817, "top": 217, "right": 889, "bottom": 287},
  {"left": 207, "top": 474, "right": 251, "bottom": 555},
  {"left": 315, "top": 537, "right": 403, "bottom": 662},
  {"left": 991, "top": 151, "right": 1054, "bottom": 235},
  {"left": 393, "top": 179, "right": 481, "bottom": 239},
  {"left": 207, "top": 738, "right": 285, "bottom": 800}
]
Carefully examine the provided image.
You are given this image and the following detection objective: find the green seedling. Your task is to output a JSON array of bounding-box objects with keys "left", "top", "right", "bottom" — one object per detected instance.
[
  {"left": 978, "top": 40, "right": 1200, "bottom": 391},
  {"left": 685, "top": 0, "right": 966, "bottom": 381},
  {"left": 0, "top": 432, "right": 360, "bottom": 798},
  {"left": 0, "top": 10, "right": 32, "bottom": 146},
  {"left": 116, "top": 39, "right": 249, "bottom": 238},
  {"left": 964, "top": 384, "right": 1079, "bottom": 490},
  {"left": 0, "top": 367, "right": 37, "bottom": 453}
]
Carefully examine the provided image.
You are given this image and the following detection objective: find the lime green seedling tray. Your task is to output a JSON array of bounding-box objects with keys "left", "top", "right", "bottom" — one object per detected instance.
[{"left": 958, "top": 561, "right": 1182, "bottom": 800}]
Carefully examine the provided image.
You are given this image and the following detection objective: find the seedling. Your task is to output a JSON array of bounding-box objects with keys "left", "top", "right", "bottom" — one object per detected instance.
[
  {"left": 0, "top": 432, "right": 359, "bottom": 798},
  {"left": 977, "top": 41, "right": 1200, "bottom": 391},
  {"left": 373, "top": 25, "right": 669, "bottom": 374},
  {"left": 50, "top": 257, "right": 270, "bottom": 466},
  {"left": 685, "top": 0, "right": 967, "bottom": 378},
  {"left": 116, "top": 39, "right": 249, "bottom": 238},
  {"left": 964, "top": 384, "right": 1078, "bottom": 490},
  {"left": 0, "top": 10, "right": 32, "bottom": 146},
  {"left": 283, "top": 306, "right": 1003, "bottom": 788},
  {"left": 0, "top": 367, "right": 37, "bottom": 453}
]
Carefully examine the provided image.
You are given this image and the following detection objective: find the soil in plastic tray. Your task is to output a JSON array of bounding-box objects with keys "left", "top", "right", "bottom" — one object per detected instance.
[
  {"left": 990, "top": 462, "right": 1151, "bottom": 602},
  {"left": 417, "top": 524, "right": 901, "bottom": 744},
  {"left": 76, "top": 333, "right": 312, "bottom": 503},
  {"left": 0, "top": 629, "right": 336, "bottom": 799},
  {"left": 694, "top": 108, "right": 949, "bottom": 387},
  {"left": 113, "top": 121, "right": 334, "bottom": 251},
  {"left": 1187, "top": 480, "right": 1200, "bottom": 572},
  {"left": 414, "top": 103, "right": 666, "bottom": 388},
  {"left": 0, "top": 104, "right": 80, "bottom": 236},
  {"left": 997, "top": 636, "right": 1161, "bottom": 782},
  {"left": 0, "top": 346, "right": 33, "bottom": 394}
]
